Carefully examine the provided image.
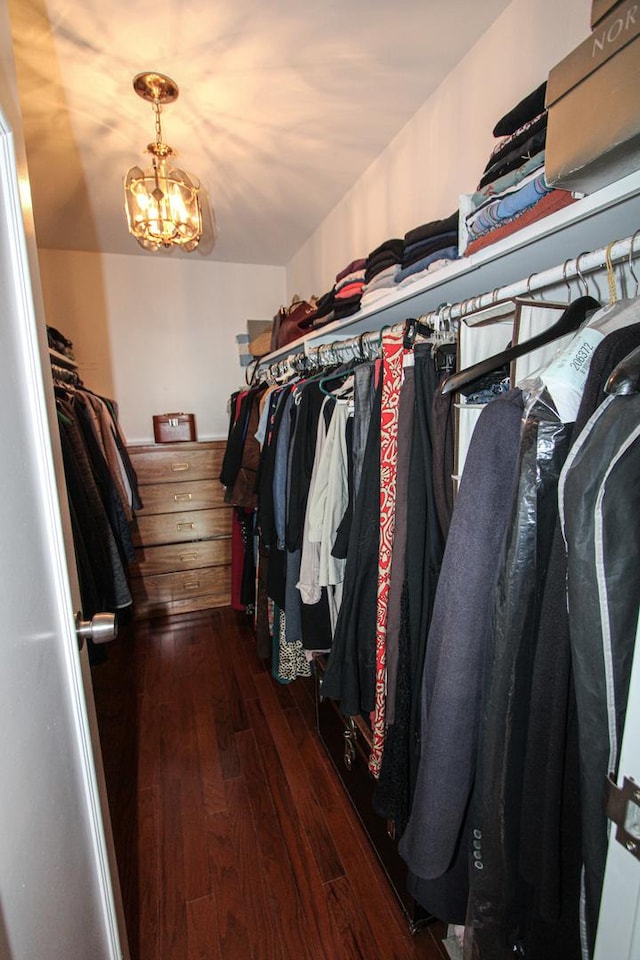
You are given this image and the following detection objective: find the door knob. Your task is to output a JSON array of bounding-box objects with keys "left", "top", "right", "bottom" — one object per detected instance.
[{"left": 75, "top": 612, "right": 118, "bottom": 650}]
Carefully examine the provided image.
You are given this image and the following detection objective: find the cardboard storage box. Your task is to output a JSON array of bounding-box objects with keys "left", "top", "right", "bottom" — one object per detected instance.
[
  {"left": 591, "top": 0, "right": 625, "bottom": 28},
  {"left": 153, "top": 413, "right": 196, "bottom": 443},
  {"left": 545, "top": 0, "right": 640, "bottom": 194}
]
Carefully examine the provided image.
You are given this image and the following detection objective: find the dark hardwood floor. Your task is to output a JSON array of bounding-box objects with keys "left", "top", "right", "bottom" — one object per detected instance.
[{"left": 91, "top": 606, "right": 449, "bottom": 960}]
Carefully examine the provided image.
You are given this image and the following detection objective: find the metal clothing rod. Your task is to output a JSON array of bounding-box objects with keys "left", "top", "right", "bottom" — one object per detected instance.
[
  {"left": 259, "top": 328, "right": 383, "bottom": 384},
  {"left": 256, "top": 230, "right": 640, "bottom": 383},
  {"left": 453, "top": 230, "right": 640, "bottom": 323}
]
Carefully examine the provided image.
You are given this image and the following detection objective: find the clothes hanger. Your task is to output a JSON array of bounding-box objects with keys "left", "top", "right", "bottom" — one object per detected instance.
[
  {"left": 460, "top": 296, "right": 516, "bottom": 327},
  {"left": 440, "top": 294, "right": 601, "bottom": 395},
  {"left": 433, "top": 339, "right": 457, "bottom": 373},
  {"left": 604, "top": 344, "right": 640, "bottom": 396},
  {"left": 574, "top": 251, "right": 591, "bottom": 296},
  {"left": 504, "top": 273, "right": 573, "bottom": 384},
  {"left": 318, "top": 362, "right": 355, "bottom": 396},
  {"left": 429, "top": 304, "right": 457, "bottom": 359},
  {"left": 627, "top": 229, "right": 640, "bottom": 298},
  {"left": 459, "top": 286, "right": 508, "bottom": 326},
  {"left": 604, "top": 240, "right": 619, "bottom": 305},
  {"left": 402, "top": 316, "right": 425, "bottom": 349},
  {"left": 458, "top": 270, "right": 569, "bottom": 334}
]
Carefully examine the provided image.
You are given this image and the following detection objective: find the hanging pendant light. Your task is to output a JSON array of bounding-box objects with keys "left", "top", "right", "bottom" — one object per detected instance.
[{"left": 124, "top": 72, "right": 203, "bottom": 252}]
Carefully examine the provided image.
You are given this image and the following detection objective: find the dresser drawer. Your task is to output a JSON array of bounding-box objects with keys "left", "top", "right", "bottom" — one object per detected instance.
[
  {"left": 130, "top": 538, "right": 231, "bottom": 578},
  {"left": 130, "top": 444, "right": 224, "bottom": 485},
  {"left": 135, "top": 478, "right": 226, "bottom": 516},
  {"left": 132, "top": 508, "right": 231, "bottom": 547},
  {"left": 132, "top": 565, "right": 231, "bottom": 608}
]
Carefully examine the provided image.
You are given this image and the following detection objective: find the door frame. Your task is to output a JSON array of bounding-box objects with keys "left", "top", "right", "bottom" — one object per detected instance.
[
  {"left": 0, "top": 88, "right": 128, "bottom": 960},
  {"left": 594, "top": 612, "right": 640, "bottom": 959}
]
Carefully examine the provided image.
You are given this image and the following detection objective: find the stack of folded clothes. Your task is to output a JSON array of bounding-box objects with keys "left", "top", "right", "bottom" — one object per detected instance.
[
  {"left": 463, "top": 82, "right": 576, "bottom": 258},
  {"left": 395, "top": 211, "right": 459, "bottom": 287},
  {"left": 360, "top": 238, "right": 405, "bottom": 309},
  {"left": 299, "top": 256, "right": 368, "bottom": 333},
  {"left": 299, "top": 289, "right": 335, "bottom": 332},
  {"left": 333, "top": 256, "right": 367, "bottom": 321}
]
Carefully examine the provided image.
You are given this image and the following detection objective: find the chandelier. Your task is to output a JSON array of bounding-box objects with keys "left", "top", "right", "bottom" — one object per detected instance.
[{"left": 124, "top": 72, "right": 202, "bottom": 252}]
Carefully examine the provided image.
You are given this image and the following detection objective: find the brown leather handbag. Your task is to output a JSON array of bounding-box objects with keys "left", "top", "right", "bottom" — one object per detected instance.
[{"left": 270, "top": 296, "right": 318, "bottom": 352}]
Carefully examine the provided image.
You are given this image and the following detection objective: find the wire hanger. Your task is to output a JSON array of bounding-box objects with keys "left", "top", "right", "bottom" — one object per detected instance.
[
  {"left": 574, "top": 252, "right": 591, "bottom": 296},
  {"left": 628, "top": 229, "right": 640, "bottom": 297},
  {"left": 459, "top": 288, "right": 516, "bottom": 327},
  {"left": 512, "top": 267, "right": 570, "bottom": 312},
  {"left": 440, "top": 295, "right": 601, "bottom": 395}
]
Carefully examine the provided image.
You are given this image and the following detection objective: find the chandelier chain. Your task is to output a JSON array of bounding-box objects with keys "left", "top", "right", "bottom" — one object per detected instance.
[{"left": 153, "top": 101, "right": 163, "bottom": 147}]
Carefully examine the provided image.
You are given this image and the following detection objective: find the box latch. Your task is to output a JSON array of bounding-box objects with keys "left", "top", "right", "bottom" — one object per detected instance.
[{"left": 605, "top": 774, "right": 640, "bottom": 861}]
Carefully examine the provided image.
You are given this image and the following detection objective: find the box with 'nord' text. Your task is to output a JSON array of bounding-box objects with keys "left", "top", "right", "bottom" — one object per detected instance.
[{"left": 545, "top": 0, "right": 640, "bottom": 194}]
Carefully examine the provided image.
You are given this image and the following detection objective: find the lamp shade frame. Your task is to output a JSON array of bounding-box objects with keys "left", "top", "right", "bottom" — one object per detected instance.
[
  {"left": 124, "top": 72, "right": 203, "bottom": 253},
  {"left": 124, "top": 159, "right": 203, "bottom": 252}
]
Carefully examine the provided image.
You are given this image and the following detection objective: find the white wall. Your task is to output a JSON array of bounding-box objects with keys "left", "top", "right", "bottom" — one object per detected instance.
[
  {"left": 37, "top": 0, "right": 593, "bottom": 445},
  {"left": 286, "top": 0, "right": 592, "bottom": 299},
  {"left": 38, "top": 249, "right": 285, "bottom": 443}
]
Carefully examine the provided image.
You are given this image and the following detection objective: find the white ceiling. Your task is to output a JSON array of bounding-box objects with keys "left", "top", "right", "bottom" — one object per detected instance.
[{"left": 10, "top": 0, "right": 510, "bottom": 265}]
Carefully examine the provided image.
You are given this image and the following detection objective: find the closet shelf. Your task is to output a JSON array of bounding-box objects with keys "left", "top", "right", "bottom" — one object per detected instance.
[
  {"left": 49, "top": 347, "right": 78, "bottom": 370},
  {"left": 259, "top": 168, "right": 640, "bottom": 367}
]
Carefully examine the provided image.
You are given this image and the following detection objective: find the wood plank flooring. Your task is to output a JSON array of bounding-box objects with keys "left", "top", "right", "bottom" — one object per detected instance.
[{"left": 91, "top": 606, "right": 449, "bottom": 960}]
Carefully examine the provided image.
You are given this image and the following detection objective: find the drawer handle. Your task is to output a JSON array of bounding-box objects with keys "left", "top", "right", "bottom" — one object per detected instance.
[
  {"left": 171, "top": 462, "right": 190, "bottom": 472},
  {"left": 179, "top": 552, "right": 198, "bottom": 562},
  {"left": 183, "top": 581, "right": 200, "bottom": 591},
  {"left": 177, "top": 522, "right": 196, "bottom": 532},
  {"left": 174, "top": 492, "right": 192, "bottom": 503}
]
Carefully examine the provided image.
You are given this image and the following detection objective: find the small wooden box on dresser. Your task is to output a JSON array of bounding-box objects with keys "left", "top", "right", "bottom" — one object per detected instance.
[{"left": 128, "top": 440, "right": 232, "bottom": 620}]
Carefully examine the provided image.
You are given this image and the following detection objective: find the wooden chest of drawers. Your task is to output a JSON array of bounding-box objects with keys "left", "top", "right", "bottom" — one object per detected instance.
[{"left": 128, "top": 440, "right": 231, "bottom": 620}]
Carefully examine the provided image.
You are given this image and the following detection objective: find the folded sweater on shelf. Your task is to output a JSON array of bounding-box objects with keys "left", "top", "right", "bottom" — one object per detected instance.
[
  {"left": 466, "top": 170, "right": 553, "bottom": 241},
  {"left": 469, "top": 150, "right": 546, "bottom": 210},
  {"left": 395, "top": 245, "right": 459, "bottom": 284},
  {"left": 403, "top": 211, "right": 459, "bottom": 247},
  {"left": 464, "top": 188, "right": 576, "bottom": 257}
]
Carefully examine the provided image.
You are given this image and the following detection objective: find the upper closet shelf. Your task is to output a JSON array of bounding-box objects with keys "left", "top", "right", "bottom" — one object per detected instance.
[
  {"left": 260, "top": 169, "right": 640, "bottom": 366},
  {"left": 49, "top": 347, "right": 78, "bottom": 370}
]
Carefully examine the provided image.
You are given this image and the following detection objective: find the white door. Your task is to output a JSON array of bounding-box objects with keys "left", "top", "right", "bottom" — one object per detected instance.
[
  {"left": 594, "top": 612, "right": 640, "bottom": 960},
  {"left": 0, "top": 25, "right": 127, "bottom": 960}
]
